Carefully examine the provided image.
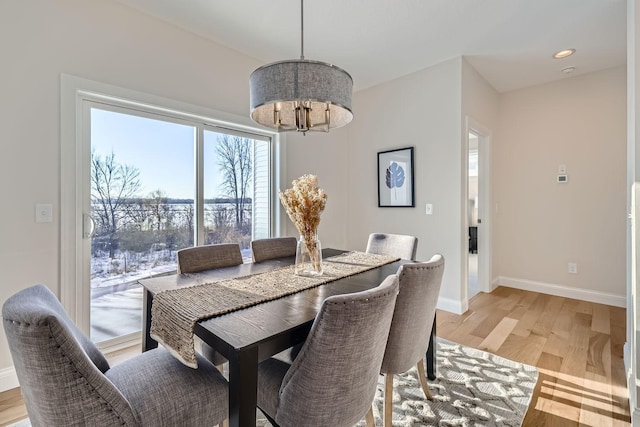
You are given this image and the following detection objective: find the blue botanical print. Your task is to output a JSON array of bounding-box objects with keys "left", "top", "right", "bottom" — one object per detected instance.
[{"left": 385, "top": 162, "right": 405, "bottom": 189}]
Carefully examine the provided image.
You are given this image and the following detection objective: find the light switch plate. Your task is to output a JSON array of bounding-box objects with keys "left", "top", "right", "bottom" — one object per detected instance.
[
  {"left": 425, "top": 204, "right": 433, "bottom": 215},
  {"left": 35, "top": 203, "right": 53, "bottom": 223}
]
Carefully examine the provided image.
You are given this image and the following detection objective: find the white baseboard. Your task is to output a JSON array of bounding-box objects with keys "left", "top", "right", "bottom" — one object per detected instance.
[
  {"left": 437, "top": 296, "right": 465, "bottom": 314},
  {"left": 0, "top": 366, "right": 19, "bottom": 392},
  {"left": 497, "top": 276, "right": 626, "bottom": 308}
]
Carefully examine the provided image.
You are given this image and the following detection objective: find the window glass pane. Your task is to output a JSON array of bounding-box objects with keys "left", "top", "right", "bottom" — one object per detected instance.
[
  {"left": 203, "top": 130, "right": 258, "bottom": 261},
  {"left": 90, "top": 107, "right": 194, "bottom": 342}
]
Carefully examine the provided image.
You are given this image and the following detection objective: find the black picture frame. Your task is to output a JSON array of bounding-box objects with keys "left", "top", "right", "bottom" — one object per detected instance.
[{"left": 377, "top": 147, "right": 414, "bottom": 207}]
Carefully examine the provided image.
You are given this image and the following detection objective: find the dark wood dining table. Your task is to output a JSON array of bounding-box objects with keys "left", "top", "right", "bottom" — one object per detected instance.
[{"left": 139, "top": 248, "right": 436, "bottom": 427}]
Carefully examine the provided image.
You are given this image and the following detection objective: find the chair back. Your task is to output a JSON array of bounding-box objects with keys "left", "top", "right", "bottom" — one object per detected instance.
[
  {"left": 2, "top": 285, "right": 138, "bottom": 426},
  {"left": 251, "top": 237, "right": 297, "bottom": 262},
  {"left": 381, "top": 254, "right": 445, "bottom": 374},
  {"left": 177, "top": 243, "right": 243, "bottom": 273},
  {"left": 366, "top": 233, "right": 418, "bottom": 260},
  {"left": 275, "top": 275, "right": 399, "bottom": 427}
]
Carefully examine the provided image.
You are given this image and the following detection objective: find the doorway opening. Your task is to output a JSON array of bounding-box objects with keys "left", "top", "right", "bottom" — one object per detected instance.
[
  {"left": 468, "top": 133, "right": 480, "bottom": 298},
  {"left": 465, "top": 118, "right": 492, "bottom": 306}
]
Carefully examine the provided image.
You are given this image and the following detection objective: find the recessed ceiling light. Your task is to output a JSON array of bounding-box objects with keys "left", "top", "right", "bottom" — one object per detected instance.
[
  {"left": 561, "top": 66, "right": 576, "bottom": 74},
  {"left": 553, "top": 49, "right": 576, "bottom": 59}
]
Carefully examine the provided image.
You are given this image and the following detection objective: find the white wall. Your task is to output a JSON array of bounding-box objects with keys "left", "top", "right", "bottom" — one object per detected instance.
[
  {"left": 0, "top": 0, "right": 261, "bottom": 385},
  {"left": 462, "top": 58, "right": 500, "bottom": 136},
  {"left": 334, "top": 57, "right": 499, "bottom": 313},
  {"left": 281, "top": 129, "right": 351, "bottom": 250},
  {"left": 342, "top": 58, "right": 465, "bottom": 312},
  {"left": 494, "top": 66, "right": 627, "bottom": 305},
  {"left": 461, "top": 57, "right": 501, "bottom": 297}
]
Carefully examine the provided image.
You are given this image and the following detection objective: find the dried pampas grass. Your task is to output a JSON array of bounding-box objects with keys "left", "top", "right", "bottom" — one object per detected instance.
[{"left": 279, "top": 174, "right": 327, "bottom": 272}]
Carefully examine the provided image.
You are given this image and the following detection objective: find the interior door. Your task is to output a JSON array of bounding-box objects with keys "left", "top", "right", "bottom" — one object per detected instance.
[{"left": 468, "top": 132, "right": 480, "bottom": 298}]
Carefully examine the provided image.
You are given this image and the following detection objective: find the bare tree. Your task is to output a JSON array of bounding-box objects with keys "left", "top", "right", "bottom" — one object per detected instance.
[
  {"left": 91, "top": 151, "right": 141, "bottom": 258},
  {"left": 215, "top": 135, "right": 252, "bottom": 229},
  {"left": 178, "top": 202, "right": 194, "bottom": 246},
  {"left": 145, "top": 189, "right": 173, "bottom": 231}
]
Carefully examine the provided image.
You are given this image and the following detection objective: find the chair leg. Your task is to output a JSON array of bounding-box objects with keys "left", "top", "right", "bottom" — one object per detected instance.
[
  {"left": 416, "top": 359, "right": 433, "bottom": 400},
  {"left": 258, "top": 406, "right": 279, "bottom": 426},
  {"left": 365, "top": 406, "right": 375, "bottom": 427},
  {"left": 384, "top": 373, "right": 394, "bottom": 427}
]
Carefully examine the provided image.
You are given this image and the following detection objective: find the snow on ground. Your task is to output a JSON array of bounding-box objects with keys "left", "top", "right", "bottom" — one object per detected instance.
[
  {"left": 90, "top": 247, "right": 252, "bottom": 342},
  {"left": 91, "top": 248, "right": 253, "bottom": 289}
]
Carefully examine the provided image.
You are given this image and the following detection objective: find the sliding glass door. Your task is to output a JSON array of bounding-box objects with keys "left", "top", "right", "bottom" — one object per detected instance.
[{"left": 85, "top": 102, "right": 272, "bottom": 346}]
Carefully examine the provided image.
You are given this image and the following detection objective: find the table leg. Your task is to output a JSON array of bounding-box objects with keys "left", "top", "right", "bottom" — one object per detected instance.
[
  {"left": 228, "top": 346, "right": 258, "bottom": 427},
  {"left": 426, "top": 314, "right": 437, "bottom": 380},
  {"left": 142, "top": 290, "right": 158, "bottom": 352}
]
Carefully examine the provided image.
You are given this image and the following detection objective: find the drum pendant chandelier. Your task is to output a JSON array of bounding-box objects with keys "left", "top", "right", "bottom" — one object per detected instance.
[{"left": 249, "top": 0, "right": 353, "bottom": 134}]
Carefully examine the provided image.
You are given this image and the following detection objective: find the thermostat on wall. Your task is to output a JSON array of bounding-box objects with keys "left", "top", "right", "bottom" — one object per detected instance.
[{"left": 557, "top": 174, "right": 568, "bottom": 183}]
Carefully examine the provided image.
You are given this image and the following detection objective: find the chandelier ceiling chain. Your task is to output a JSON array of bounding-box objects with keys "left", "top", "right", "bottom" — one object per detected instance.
[{"left": 249, "top": 0, "right": 353, "bottom": 134}]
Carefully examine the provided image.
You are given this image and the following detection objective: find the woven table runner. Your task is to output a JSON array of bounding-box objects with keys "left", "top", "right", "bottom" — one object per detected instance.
[{"left": 150, "top": 251, "right": 399, "bottom": 368}]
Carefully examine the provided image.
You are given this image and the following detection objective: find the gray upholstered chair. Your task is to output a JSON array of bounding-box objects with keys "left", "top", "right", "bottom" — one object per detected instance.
[
  {"left": 176, "top": 243, "right": 243, "bottom": 274},
  {"left": 378, "top": 254, "right": 445, "bottom": 426},
  {"left": 250, "top": 237, "right": 297, "bottom": 262},
  {"left": 2, "top": 284, "right": 228, "bottom": 427},
  {"left": 256, "top": 275, "right": 399, "bottom": 427},
  {"left": 176, "top": 243, "right": 243, "bottom": 367},
  {"left": 366, "top": 233, "right": 418, "bottom": 260}
]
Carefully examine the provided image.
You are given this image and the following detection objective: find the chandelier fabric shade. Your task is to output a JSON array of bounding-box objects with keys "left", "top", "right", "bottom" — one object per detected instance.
[
  {"left": 250, "top": 60, "right": 353, "bottom": 133},
  {"left": 248, "top": 0, "right": 354, "bottom": 134}
]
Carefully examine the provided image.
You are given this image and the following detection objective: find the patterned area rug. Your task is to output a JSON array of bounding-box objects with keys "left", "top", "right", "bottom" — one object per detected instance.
[
  {"left": 256, "top": 338, "right": 537, "bottom": 427},
  {"left": 355, "top": 338, "right": 538, "bottom": 427},
  {"left": 9, "top": 339, "right": 537, "bottom": 427}
]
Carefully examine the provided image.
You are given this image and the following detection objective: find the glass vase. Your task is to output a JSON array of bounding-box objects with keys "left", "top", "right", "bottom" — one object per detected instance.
[{"left": 295, "top": 234, "right": 323, "bottom": 276}]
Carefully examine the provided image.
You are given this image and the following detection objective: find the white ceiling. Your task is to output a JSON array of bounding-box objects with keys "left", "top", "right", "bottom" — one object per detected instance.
[{"left": 114, "top": 0, "right": 627, "bottom": 93}]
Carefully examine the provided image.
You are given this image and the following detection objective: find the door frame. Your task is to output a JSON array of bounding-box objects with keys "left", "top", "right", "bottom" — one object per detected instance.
[{"left": 463, "top": 117, "right": 492, "bottom": 306}]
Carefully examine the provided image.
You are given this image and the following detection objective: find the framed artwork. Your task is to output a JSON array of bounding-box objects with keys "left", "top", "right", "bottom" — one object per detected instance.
[{"left": 377, "top": 147, "right": 414, "bottom": 207}]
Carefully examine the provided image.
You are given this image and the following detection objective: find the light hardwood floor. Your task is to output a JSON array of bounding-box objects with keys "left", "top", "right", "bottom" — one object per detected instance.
[
  {"left": 438, "top": 286, "right": 630, "bottom": 426},
  {"left": 0, "top": 287, "right": 631, "bottom": 426}
]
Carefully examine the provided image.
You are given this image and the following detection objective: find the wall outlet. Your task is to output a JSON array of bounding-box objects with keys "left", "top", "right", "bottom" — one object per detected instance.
[{"left": 568, "top": 262, "right": 577, "bottom": 274}]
